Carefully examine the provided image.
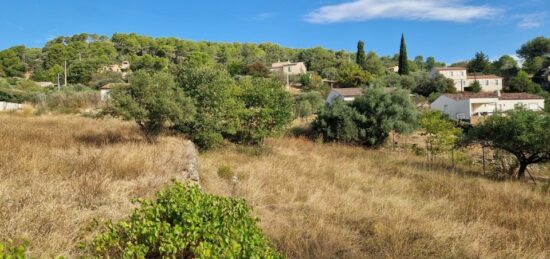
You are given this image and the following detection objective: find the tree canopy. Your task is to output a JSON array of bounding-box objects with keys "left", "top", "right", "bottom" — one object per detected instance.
[{"left": 465, "top": 109, "right": 550, "bottom": 178}]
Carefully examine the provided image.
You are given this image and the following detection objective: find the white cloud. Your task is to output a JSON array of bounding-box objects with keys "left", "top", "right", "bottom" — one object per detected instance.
[
  {"left": 517, "top": 12, "right": 546, "bottom": 29},
  {"left": 305, "top": 0, "right": 501, "bottom": 24}
]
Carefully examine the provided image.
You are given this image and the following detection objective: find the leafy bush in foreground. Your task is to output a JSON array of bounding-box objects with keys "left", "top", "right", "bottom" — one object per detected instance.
[{"left": 91, "top": 183, "right": 282, "bottom": 258}]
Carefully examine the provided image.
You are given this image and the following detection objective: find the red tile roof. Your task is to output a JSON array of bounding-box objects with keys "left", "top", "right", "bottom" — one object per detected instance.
[
  {"left": 467, "top": 74, "right": 502, "bottom": 79},
  {"left": 444, "top": 92, "right": 544, "bottom": 101},
  {"left": 434, "top": 67, "right": 467, "bottom": 71}
]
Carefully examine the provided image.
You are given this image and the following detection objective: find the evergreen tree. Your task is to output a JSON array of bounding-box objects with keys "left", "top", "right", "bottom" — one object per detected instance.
[
  {"left": 398, "top": 34, "right": 409, "bottom": 75},
  {"left": 356, "top": 41, "right": 367, "bottom": 70}
]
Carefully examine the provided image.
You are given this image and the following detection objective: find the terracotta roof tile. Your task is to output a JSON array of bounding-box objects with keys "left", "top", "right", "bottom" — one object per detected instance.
[
  {"left": 444, "top": 92, "right": 544, "bottom": 101},
  {"left": 434, "top": 67, "right": 467, "bottom": 71},
  {"left": 467, "top": 74, "right": 502, "bottom": 79}
]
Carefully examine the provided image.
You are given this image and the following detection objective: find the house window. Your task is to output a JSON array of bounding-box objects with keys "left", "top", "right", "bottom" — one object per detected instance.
[
  {"left": 288, "top": 67, "right": 291, "bottom": 72},
  {"left": 495, "top": 79, "right": 499, "bottom": 85},
  {"left": 485, "top": 80, "right": 489, "bottom": 85},
  {"left": 461, "top": 71, "right": 464, "bottom": 76},
  {"left": 450, "top": 71, "right": 454, "bottom": 76}
]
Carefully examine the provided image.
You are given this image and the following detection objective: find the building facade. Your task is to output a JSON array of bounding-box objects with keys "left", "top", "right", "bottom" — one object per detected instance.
[
  {"left": 270, "top": 61, "right": 307, "bottom": 76},
  {"left": 431, "top": 92, "right": 545, "bottom": 123},
  {"left": 431, "top": 67, "right": 503, "bottom": 92}
]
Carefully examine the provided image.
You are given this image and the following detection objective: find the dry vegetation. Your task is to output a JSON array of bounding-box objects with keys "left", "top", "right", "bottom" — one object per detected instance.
[
  {"left": 200, "top": 137, "right": 550, "bottom": 259},
  {"left": 0, "top": 114, "right": 196, "bottom": 257}
]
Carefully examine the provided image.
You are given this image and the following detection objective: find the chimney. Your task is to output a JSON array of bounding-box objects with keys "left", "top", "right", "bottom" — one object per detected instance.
[{"left": 496, "top": 90, "right": 501, "bottom": 97}]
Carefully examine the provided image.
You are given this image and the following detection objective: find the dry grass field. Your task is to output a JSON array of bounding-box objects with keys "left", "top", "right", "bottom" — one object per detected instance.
[
  {"left": 200, "top": 138, "right": 550, "bottom": 259},
  {"left": 0, "top": 114, "right": 196, "bottom": 257},
  {"left": 2, "top": 112, "right": 549, "bottom": 258}
]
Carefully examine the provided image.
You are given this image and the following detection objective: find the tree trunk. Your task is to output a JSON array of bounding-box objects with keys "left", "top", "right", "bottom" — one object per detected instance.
[{"left": 517, "top": 162, "right": 528, "bottom": 179}]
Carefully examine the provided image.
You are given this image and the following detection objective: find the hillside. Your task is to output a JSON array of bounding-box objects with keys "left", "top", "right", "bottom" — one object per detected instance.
[
  {"left": 200, "top": 138, "right": 550, "bottom": 258},
  {"left": 0, "top": 114, "right": 196, "bottom": 257}
]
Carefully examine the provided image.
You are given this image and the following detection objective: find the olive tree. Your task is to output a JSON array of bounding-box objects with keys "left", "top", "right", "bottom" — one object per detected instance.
[
  {"left": 313, "top": 88, "right": 417, "bottom": 146},
  {"left": 465, "top": 109, "right": 550, "bottom": 178},
  {"left": 106, "top": 71, "right": 195, "bottom": 140}
]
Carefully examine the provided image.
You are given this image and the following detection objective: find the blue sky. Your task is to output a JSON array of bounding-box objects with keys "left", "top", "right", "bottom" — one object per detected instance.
[{"left": 0, "top": 0, "right": 547, "bottom": 64}]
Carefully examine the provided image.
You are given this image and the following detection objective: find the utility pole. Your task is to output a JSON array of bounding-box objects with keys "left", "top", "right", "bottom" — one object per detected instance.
[
  {"left": 57, "top": 73, "right": 61, "bottom": 91},
  {"left": 64, "top": 60, "right": 67, "bottom": 87}
]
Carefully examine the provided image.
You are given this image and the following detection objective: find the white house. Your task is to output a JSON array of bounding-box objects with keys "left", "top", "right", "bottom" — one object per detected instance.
[
  {"left": 100, "top": 83, "right": 129, "bottom": 101},
  {"left": 431, "top": 91, "right": 545, "bottom": 123},
  {"left": 431, "top": 67, "right": 503, "bottom": 92},
  {"left": 326, "top": 88, "right": 363, "bottom": 104},
  {"left": 0, "top": 101, "right": 23, "bottom": 112},
  {"left": 270, "top": 61, "right": 307, "bottom": 76}
]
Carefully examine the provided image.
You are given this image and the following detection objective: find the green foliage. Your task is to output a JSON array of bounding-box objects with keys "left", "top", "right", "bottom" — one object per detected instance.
[
  {"left": 508, "top": 70, "right": 542, "bottom": 93},
  {"left": 173, "top": 65, "right": 293, "bottom": 148},
  {"left": 467, "top": 51, "right": 492, "bottom": 75},
  {"left": 414, "top": 74, "right": 456, "bottom": 96},
  {"left": 130, "top": 54, "right": 169, "bottom": 72},
  {"left": 492, "top": 55, "right": 519, "bottom": 78},
  {"left": 465, "top": 109, "right": 550, "bottom": 178},
  {"left": 217, "top": 165, "right": 234, "bottom": 180},
  {"left": 295, "top": 91, "right": 324, "bottom": 118},
  {"left": 466, "top": 80, "right": 482, "bottom": 93},
  {"left": 356, "top": 41, "right": 367, "bottom": 70},
  {"left": 364, "top": 52, "right": 386, "bottom": 76},
  {"left": 516, "top": 36, "right": 550, "bottom": 61},
  {"left": 234, "top": 77, "right": 294, "bottom": 144},
  {"left": 90, "top": 183, "right": 281, "bottom": 258},
  {"left": 173, "top": 65, "right": 242, "bottom": 148},
  {"left": 313, "top": 89, "right": 417, "bottom": 146},
  {"left": 398, "top": 34, "right": 409, "bottom": 75},
  {"left": 244, "top": 61, "right": 270, "bottom": 78},
  {"left": 0, "top": 47, "right": 26, "bottom": 77},
  {"left": 312, "top": 100, "right": 365, "bottom": 144},
  {"left": 107, "top": 71, "right": 195, "bottom": 140},
  {"left": 419, "top": 110, "right": 462, "bottom": 159},
  {"left": 336, "top": 62, "right": 372, "bottom": 87},
  {"left": 300, "top": 73, "right": 323, "bottom": 91},
  {"left": 0, "top": 239, "right": 29, "bottom": 259}
]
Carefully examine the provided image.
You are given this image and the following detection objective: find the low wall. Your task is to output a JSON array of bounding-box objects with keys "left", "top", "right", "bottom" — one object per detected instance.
[{"left": 0, "top": 101, "right": 23, "bottom": 111}]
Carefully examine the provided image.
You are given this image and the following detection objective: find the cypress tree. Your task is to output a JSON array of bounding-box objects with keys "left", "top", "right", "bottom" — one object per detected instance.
[
  {"left": 356, "top": 40, "right": 367, "bottom": 70},
  {"left": 398, "top": 34, "right": 409, "bottom": 75}
]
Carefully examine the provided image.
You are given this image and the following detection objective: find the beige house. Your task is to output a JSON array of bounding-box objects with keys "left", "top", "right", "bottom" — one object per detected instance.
[
  {"left": 270, "top": 61, "right": 307, "bottom": 76},
  {"left": 100, "top": 61, "right": 130, "bottom": 73},
  {"left": 431, "top": 67, "right": 503, "bottom": 92},
  {"left": 431, "top": 91, "right": 545, "bottom": 123},
  {"left": 387, "top": 66, "right": 399, "bottom": 73}
]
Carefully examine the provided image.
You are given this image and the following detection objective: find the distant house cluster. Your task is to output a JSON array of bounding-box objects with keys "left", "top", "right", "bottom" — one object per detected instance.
[{"left": 431, "top": 67, "right": 503, "bottom": 92}]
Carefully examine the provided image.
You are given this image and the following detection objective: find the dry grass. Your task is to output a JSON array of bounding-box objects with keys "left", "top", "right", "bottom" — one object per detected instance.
[
  {"left": 0, "top": 114, "right": 196, "bottom": 257},
  {"left": 200, "top": 137, "right": 550, "bottom": 259}
]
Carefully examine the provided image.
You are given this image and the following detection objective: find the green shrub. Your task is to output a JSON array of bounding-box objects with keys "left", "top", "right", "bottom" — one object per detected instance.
[
  {"left": 192, "top": 131, "right": 224, "bottom": 151},
  {"left": 313, "top": 89, "right": 418, "bottom": 146},
  {"left": 0, "top": 239, "right": 28, "bottom": 258},
  {"left": 106, "top": 71, "right": 195, "bottom": 140},
  {"left": 90, "top": 183, "right": 281, "bottom": 258},
  {"left": 217, "top": 165, "right": 234, "bottom": 180},
  {"left": 312, "top": 100, "right": 364, "bottom": 144},
  {"left": 295, "top": 91, "right": 324, "bottom": 118}
]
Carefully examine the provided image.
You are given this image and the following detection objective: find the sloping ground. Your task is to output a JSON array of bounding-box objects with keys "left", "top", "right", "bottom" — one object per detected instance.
[
  {"left": 200, "top": 138, "right": 550, "bottom": 259},
  {"left": 0, "top": 114, "right": 196, "bottom": 257}
]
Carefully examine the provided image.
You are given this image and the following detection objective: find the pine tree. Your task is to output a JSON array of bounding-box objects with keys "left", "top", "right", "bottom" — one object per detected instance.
[
  {"left": 398, "top": 34, "right": 409, "bottom": 75},
  {"left": 356, "top": 40, "right": 367, "bottom": 70}
]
